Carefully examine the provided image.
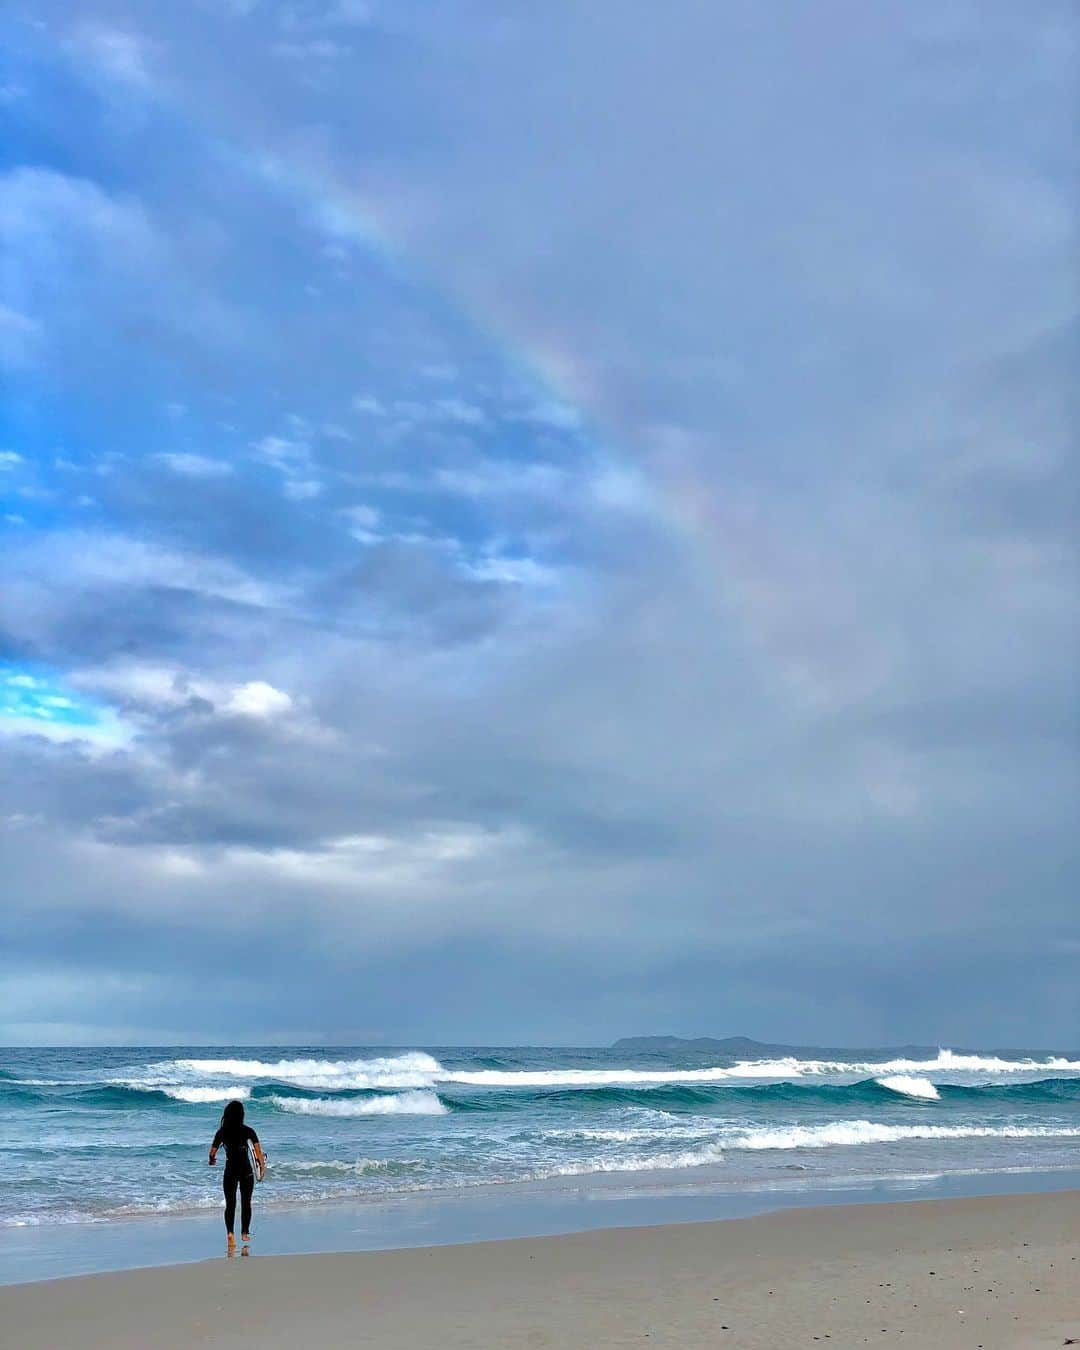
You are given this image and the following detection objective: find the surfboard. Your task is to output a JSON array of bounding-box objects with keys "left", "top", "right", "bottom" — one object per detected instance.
[{"left": 247, "top": 1139, "right": 263, "bottom": 1183}]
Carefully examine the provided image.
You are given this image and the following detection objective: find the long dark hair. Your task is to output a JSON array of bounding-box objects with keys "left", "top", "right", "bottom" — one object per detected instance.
[{"left": 219, "top": 1099, "right": 245, "bottom": 1131}]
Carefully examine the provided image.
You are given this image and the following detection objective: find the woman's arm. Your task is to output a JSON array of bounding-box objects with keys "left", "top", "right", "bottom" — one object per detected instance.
[{"left": 208, "top": 1128, "right": 223, "bottom": 1165}]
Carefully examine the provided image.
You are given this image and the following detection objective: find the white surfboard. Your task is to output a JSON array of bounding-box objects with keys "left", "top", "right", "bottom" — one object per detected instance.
[{"left": 247, "top": 1139, "right": 263, "bottom": 1183}]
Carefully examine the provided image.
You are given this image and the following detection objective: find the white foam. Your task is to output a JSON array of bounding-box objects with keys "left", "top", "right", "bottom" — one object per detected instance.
[
  {"left": 275, "top": 1158, "right": 406, "bottom": 1175},
  {"left": 726, "top": 1121, "right": 1080, "bottom": 1150},
  {"left": 543, "top": 1121, "right": 1080, "bottom": 1179},
  {"left": 269, "top": 1091, "right": 447, "bottom": 1117},
  {"left": 876, "top": 1075, "right": 941, "bottom": 1100},
  {"left": 442, "top": 1050, "right": 1080, "bottom": 1089},
  {"left": 546, "top": 1142, "right": 727, "bottom": 1176},
  {"left": 440, "top": 1061, "right": 836, "bottom": 1087},
  {"left": 159, "top": 1085, "right": 251, "bottom": 1103},
  {"left": 852, "top": 1051, "right": 1080, "bottom": 1076},
  {"left": 174, "top": 1053, "right": 442, "bottom": 1090},
  {"left": 109, "top": 1081, "right": 252, "bottom": 1102},
  {"left": 134, "top": 1048, "right": 1080, "bottom": 1098},
  {"left": 543, "top": 1125, "right": 717, "bottom": 1143},
  {"left": 442, "top": 1067, "right": 760, "bottom": 1087}
]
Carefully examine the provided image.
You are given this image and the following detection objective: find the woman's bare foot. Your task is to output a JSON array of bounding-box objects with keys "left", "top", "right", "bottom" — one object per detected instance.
[
  {"left": 227, "top": 1233, "right": 236, "bottom": 1255},
  {"left": 241, "top": 1233, "right": 251, "bottom": 1243}
]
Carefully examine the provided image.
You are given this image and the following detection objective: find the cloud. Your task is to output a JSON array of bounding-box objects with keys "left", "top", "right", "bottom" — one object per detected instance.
[
  {"left": 225, "top": 680, "right": 292, "bottom": 718},
  {"left": 283, "top": 477, "right": 323, "bottom": 500},
  {"left": 251, "top": 434, "right": 310, "bottom": 468},
  {"left": 64, "top": 25, "right": 158, "bottom": 89},
  {"left": 0, "top": 0, "right": 1075, "bottom": 1045},
  {"left": 0, "top": 665, "right": 132, "bottom": 750},
  {"left": 155, "top": 452, "right": 235, "bottom": 478},
  {"left": 0, "top": 165, "right": 246, "bottom": 374},
  {"left": 512, "top": 401, "right": 582, "bottom": 431},
  {"left": 0, "top": 306, "right": 43, "bottom": 369},
  {"left": 433, "top": 461, "right": 568, "bottom": 500}
]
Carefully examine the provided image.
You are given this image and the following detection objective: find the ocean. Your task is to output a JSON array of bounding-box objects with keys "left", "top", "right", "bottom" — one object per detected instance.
[{"left": 3, "top": 1043, "right": 1080, "bottom": 1230}]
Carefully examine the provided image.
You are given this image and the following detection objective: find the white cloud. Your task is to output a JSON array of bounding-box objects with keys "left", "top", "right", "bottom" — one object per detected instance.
[
  {"left": 155, "top": 452, "right": 234, "bottom": 478},
  {"left": 328, "top": 0, "right": 374, "bottom": 23},
  {"left": 435, "top": 397, "right": 486, "bottom": 426},
  {"left": 251, "top": 434, "right": 309, "bottom": 466},
  {"left": 226, "top": 680, "right": 293, "bottom": 718},
  {"left": 70, "top": 664, "right": 297, "bottom": 723},
  {"left": 352, "top": 394, "right": 385, "bottom": 416},
  {"left": 0, "top": 704, "right": 132, "bottom": 752},
  {"left": 274, "top": 39, "right": 349, "bottom": 61},
  {"left": 8, "top": 530, "right": 284, "bottom": 611},
  {"left": 341, "top": 503, "right": 380, "bottom": 530},
  {"left": 65, "top": 25, "right": 158, "bottom": 89},
  {"left": 464, "top": 555, "right": 561, "bottom": 588},
  {"left": 0, "top": 167, "right": 245, "bottom": 353},
  {"left": 71, "top": 664, "right": 189, "bottom": 708},
  {"left": 513, "top": 401, "right": 582, "bottom": 431},
  {"left": 0, "top": 306, "right": 43, "bottom": 369},
  {"left": 217, "top": 824, "right": 519, "bottom": 896},
  {"left": 283, "top": 478, "right": 323, "bottom": 501},
  {"left": 0, "top": 450, "right": 23, "bottom": 470},
  {"left": 434, "top": 461, "right": 566, "bottom": 499},
  {"left": 393, "top": 397, "right": 487, "bottom": 427}
]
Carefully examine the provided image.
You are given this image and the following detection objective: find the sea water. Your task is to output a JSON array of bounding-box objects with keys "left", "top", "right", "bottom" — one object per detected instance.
[{"left": 3, "top": 1043, "right": 1080, "bottom": 1229}]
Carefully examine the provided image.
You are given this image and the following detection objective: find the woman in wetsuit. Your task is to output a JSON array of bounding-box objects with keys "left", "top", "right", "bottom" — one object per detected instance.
[{"left": 208, "top": 1099, "right": 265, "bottom": 1251}]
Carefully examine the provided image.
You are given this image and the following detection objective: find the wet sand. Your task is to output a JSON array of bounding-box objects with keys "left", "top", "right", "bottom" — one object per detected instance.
[{"left": 2, "top": 1189, "right": 1077, "bottom": 1348}]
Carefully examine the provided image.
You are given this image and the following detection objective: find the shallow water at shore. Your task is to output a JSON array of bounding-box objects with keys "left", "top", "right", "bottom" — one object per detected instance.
[{"left": 3, "top": 1163, "right": 1079, "bottom": 1286}]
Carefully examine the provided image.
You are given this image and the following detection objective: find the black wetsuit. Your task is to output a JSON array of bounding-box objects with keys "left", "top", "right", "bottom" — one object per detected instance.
[{"left": 212, "top": 1123, "right": 259, "bottom": 1235}]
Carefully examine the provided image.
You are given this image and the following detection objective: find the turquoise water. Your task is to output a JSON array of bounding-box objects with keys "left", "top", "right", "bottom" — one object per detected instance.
[{"left": 3, "top": 1044, "right": 1080, "bottom": 1228}]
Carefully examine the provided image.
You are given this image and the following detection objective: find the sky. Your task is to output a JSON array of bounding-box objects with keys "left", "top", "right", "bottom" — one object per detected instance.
[{"left": 1, "top": 1, "right": 1077, "bottom": 1047}]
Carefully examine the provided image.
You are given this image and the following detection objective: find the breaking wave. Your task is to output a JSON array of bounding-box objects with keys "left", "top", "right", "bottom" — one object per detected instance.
[
  {"left": 269, "top": 1091, "right": 447, "bottom": 1117},
  {"left": 163, "top": 1085, "right": 252, "bottom": 1103},
  {"left": 543, "top": 1120, "right": 1080, "bottom": 1178},
  {"left": 875, "top": 1076, "right": 941, "bottom": 1100},
  {"left": 272, "top": 1158, "right": 424, "bottom": 1177},
  {"left": 439, "top": 1051, "right": 1080, "bottom": 1088},
  {"left": 174, "top": 1053, "right": 441, "bottom": 1091}
]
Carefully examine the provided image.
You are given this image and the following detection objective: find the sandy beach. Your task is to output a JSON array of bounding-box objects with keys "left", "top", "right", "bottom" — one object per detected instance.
[{"left": 3, "top": 1190, "right": 1076, "bottom": 1349}]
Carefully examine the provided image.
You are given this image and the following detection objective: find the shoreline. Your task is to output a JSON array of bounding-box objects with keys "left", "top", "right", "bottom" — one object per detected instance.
[
  {"left": 13, "top": 1155, "right": 1080, "bottom": 1233},
  {"left": 4, "top": 1161, "right": 1079, "bottom": 1287},
  {"left": 2, "top": 1189, "right": 1076, "bottom": 1348}
]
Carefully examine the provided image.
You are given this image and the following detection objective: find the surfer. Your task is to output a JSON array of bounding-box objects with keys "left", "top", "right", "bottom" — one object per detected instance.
[{"left": 208, "top": 1099, "right": 265, "bottom": 1252}]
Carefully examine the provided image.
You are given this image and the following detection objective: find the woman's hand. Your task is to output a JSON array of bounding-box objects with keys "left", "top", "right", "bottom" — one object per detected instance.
[{"left": 208, "top": 1149, "right": 217, "bottom": 1166}]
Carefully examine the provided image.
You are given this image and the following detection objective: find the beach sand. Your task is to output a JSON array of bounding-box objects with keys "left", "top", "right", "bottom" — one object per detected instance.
[{"left": 2, "top": 1190, "right": 1076, "bottom": 1348}]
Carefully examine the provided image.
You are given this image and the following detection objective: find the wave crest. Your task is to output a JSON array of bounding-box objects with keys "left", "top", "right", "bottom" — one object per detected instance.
[
  {"left": 273, "top": 1158, "right": 422, "bottom": 1177},
  {"left": 175, "top": 1053, "right": 442, "bottom": 1090},
  {"left": 875, "top": 1075, "right": 940, "bottom": 1100},
  {"left": 544, "top": 1120, "right": 1080, "bottom": 1179},
  {"left": 269, "top": 1091, "right": 447, "bottom": 1117},
  {"left": 440, "top": 1050, "right": 1080, "bottom": 1090}
]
